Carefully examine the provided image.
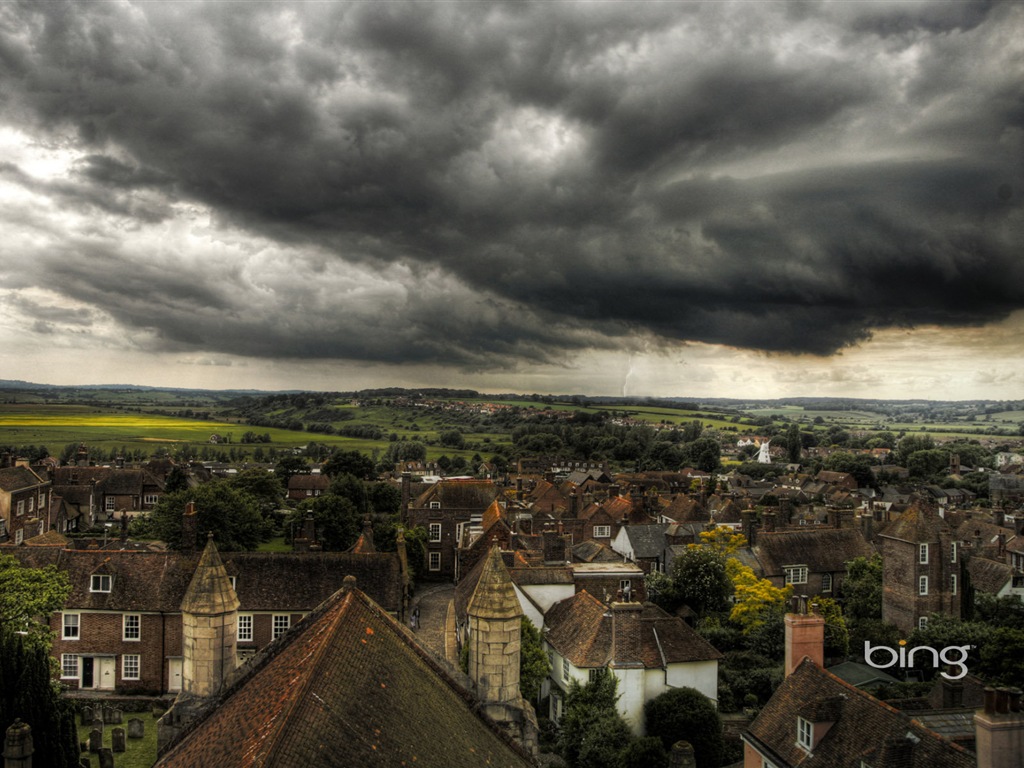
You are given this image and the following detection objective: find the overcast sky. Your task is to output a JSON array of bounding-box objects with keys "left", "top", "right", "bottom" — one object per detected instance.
[{"left": 0, "top": 1, "right": 1021, "bottom": 399}]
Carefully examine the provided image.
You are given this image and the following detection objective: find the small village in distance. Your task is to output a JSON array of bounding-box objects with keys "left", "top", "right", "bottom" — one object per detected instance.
[{"left": 3, "top": 386, "right": 1024, "bottom": 768}]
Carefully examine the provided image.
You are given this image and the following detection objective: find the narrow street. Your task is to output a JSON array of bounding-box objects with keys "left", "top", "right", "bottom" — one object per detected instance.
[{"left": 408, "top": 582, "right": 458, "bottom": 667}]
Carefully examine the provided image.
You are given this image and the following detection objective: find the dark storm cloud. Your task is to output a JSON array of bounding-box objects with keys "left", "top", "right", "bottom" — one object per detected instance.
[{"left": 1, "top": 0, "right": 1022, "bottom": 365}]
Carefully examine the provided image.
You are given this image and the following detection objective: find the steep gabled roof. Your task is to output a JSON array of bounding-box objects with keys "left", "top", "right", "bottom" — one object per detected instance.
[
  {"left": 544, "top": 593, "right": 722, "bottom": 669},
  {"left": 618, "top": 525, "right": 667, "bottom": 559},
  {"left": 745, "top": 659, "right": 975, "bottom": 768},
  {"left": 753, "top": 529, "right": 873, "bottom": 577},
  {"left": 156, "top": 582, "right": 535, "bottom": 768},
  {"left": 0, "top": 465, "right": 47, "bottom": 492},
  {"left": 413, "top": 479, "right": 499, "bottom": 509},
  {"left": 880, "top": 504, "right": 950, "bottom": 544},
  {"left": 966, "top": 556, "right": 1013, "bottom": 595}
]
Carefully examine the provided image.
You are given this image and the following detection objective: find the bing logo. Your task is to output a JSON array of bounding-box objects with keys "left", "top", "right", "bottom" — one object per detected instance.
[{"left": 864, "top": 639, "right": 971, "bottom": 680}]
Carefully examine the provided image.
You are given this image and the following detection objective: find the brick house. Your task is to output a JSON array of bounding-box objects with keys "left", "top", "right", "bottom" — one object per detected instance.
[
  {"left": 880, "top": 504, "right": 962, "bottom": 634},
  {"left": 11, "top": 543, "right": 404, "bottom": 695},
  {"left": 405, "top": 479, "right": 501, "bottom": 581},
  {"left": 0, "top": 463, "right": 52, "bottom": 544},
  {"left": 285, "top": 473, "right": 330, "bottom": 501},
  {"left": 51, "top": 466, "right": 165, "bottom": 520}
]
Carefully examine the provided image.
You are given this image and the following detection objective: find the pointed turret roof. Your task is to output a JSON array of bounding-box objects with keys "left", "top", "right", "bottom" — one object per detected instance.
[
  {"left": 467, "top": 545, "right": 521, "bottom": 620},
  {"left": 181, "top": 533, "right": 240, "bottom": 615}
]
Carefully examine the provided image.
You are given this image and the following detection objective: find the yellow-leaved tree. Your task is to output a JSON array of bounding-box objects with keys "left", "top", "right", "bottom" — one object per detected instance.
[
  {"left": 727, "top": 558, "right": 792, "bottom": 633},
  {"left": 699, "top": 525, "right": 747, "bottom": 556}
]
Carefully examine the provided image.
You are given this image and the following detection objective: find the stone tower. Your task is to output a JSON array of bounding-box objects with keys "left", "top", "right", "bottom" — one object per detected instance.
[
  {"left": 157, "top": 533, "right": 239, "bottom": 754},
  {"left": 467, "top": 545, "right": 539, "bottom": 754},
  {"left": 181, "top": 532, "right": 240, "bottom": 698}
]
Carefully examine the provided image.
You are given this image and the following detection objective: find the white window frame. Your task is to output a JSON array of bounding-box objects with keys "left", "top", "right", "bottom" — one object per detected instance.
[
  {"left": 123, "top": 614, "right": 140, "bottom": 641},
  {"left": 562, "top": 656, "right": 571, "bottom": 683},
  {"left": 428, "top": 551, "right": 441, "bottom": 571},
  {"left": 919, "top": 616, "right": 929, "bottom": 630},
  {"left": 821, "top": 573, "right": 833, "bottom": 592},
  {"left": 63, "top": 613, "right": 80, "bottom": 640},
  {"left": 122, "top": 654, "right": 140, "bottom": 680},
  {"left": 784, "top": 565, "right": 808, "bottom": 585},
  {"left": 14, "top": 528, "right": 23, "bottom": 545},
  {"left": 91, "top": 574, "right": 112, "bottom": 593},
  {"left": 797, "top": 716, "right": 813, "bottom": 751},
  {"left": 143, "top": 494, "right": 159, "bottom": 505},
  {"left": 429, "top": 523, "right": 442, "bottom": 542},
  {"left": 16, "top": 500, "right": 24, "bottom": 516},
  {"left": 237, "top": 614, "right": 253, "bottom": 642},
  {"left": 951, "top": 542, "right": 957, "bottom": 563},
  {"left": 919, "top": 575, "right": 929, "bottom": 596},
  {"left": 951, "top": 574, "right": 957, "bottom": 595},
  {"left": 228, "top": 576, "right": 237, "bottom": 591},
  {"left": 27, "top": 497, "right": 34, "bottom": 513},
  {"left": 61, "top": 654, "right": 79, "bottom": 679},
  {"left": 105, "top": 496, "right": 116, "bottom": 512},
  {"left": 39, "top": 492, "right": 46, "bottom": 508},
  {"left": 919, "top": 543, "right": 929, "bottom": 565},
  {"left": 593, "top": 525, "right": 611, "bottom": 538},
  {"left": 272, "top": 614, "right": 291, "bottom": 640},
  {"left": 429, "top": 501, "right": 441, "bottom": 509}
]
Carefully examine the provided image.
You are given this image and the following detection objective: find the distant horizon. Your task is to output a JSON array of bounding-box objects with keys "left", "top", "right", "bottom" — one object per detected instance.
[
  {"left": 1, "top": 2, "right": 1021, "bottom": 401},
  {"left": 2, "top": 377, "right": 1020, "bottom": 406}
]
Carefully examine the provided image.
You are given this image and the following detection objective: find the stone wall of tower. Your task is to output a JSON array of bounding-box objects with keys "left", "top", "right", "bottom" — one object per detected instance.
[
  {"left": 469, "top": 614, "right": 521, "bottom": 706},
  {"left": 181, "top": 610, "right": 237, "bottom": 699}
]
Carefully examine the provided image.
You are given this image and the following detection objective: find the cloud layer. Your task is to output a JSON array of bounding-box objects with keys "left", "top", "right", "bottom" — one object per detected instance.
[{"left": 0, "top": 0, "right": 1022, "bottom": 375}]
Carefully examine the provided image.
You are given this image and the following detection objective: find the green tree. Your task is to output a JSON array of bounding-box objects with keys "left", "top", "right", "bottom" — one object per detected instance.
[
  {"left": 620, "top": 737, "right": 668, "bottom": 768},
  {"left": 666, "top": 546, "right": 733, "bottom": 616},
  {"left": 0, "top": 623, "right": 79, "bottom": 768},
  {"left": 979, "top": 627, "right": 1024, "bottom": 687},
  {"left": 842, "top": 555, "right": 883, "bottom": 622},
  {"left": 558, "top": 670, "right": 634, "bottom": 768},
  {"left": 230, "top": 468, "right": 285, "bottom": 513},
  {"left": 896, "top": 434, "right": 935, "bottom": 465},
  {"left": 520, "top": 617, "right": 551, "bottom": 702},
  {"left": 812, "top": 595, "right": 850, "bottom": 659},
  {"left": 683, "top": 437, "right": 721, "bottom": 473},
  {"left": 287, "top": 494, "right": 361, "bottom": 551},
  {"left": 144, "top": 483, "right": 268, "bottom": 551},
  {"left": 322, "top": 450, "right": 376, "bottom": 480},
  {"left": 786, "top": 423, "right": 802, "bottom": 463},
  {"left": 0, "top": 554, "right": 71, "bottom": 651},
  {"left": 643, "top": 686, "right": 724, "bottom": 768},
  {"left": 164, "top": 465, "right": 189, "bottom": 494}
]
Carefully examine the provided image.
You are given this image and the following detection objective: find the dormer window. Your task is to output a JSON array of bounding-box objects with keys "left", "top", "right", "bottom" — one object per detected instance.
[
  {"left": 91, "top": 574, "right": 112, "bottom": 593},
  {"left": 429, "top": 501, "right": 441, "bottom": 509},
  {"left": 797, "top": 716, "right": 813, "bottom": 751}
]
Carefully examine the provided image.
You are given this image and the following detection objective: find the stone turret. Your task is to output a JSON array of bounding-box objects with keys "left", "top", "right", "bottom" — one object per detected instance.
[
  {"left": 157, "top": 533, "right": 239, "bottom": 755},
  {"left": 467, "top": 545, "right": 539, "bottom": 755}
]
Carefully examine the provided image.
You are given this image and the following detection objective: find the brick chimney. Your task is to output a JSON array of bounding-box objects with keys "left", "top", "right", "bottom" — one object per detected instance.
[
  {"left": 181, "top": 502, "right": 198, "bottom": 555},
  {"left": 3, "top": 720, "right": 32, "bottom": 768},
  {"left": 610, "top": 601, "right": 644, "bottom": 669},
  {"left": 741, "top": 510, "right": 756, "bottom": 546},
  {"left": 975, "top": 687, "right": 1024, "bottom": 768},
  {"left": 784, "top": 596, "right": 825, "bottom": 677},
  {"left": 763, "top": 511, "right": 776, "bottom": 533}
]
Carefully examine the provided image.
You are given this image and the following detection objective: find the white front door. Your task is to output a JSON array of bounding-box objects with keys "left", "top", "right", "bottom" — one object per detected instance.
[
  {"left": 97, "top": 656, "right": 116, "bottom": 690},
  {"left": 168, "top": 658, "right": 183, "bottom": 692}
]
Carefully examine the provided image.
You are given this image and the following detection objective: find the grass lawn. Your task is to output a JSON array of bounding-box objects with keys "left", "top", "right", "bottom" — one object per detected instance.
[{"left": 77, "top": 715, "right": 158, "bottom": 768}]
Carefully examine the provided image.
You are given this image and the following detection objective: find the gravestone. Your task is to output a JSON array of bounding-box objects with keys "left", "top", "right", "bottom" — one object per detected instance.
[
  {"left": 127, "top": 718, "right": 145, "bottom": 739},
  {"left": 102, "top": 705, "right": 123, "bottom": 724},
  {"left": 92, "top": 718, "right": 103, "bottom": 734},
  {"left": 81, "top": 705, "right": 94, "bottom": 725},
  {"left": 112, "top": 727, "right": 126, "bottom": 753},
  {"left": 80, "top": 740, "right": 88, "bottom": 753},
  {"left": 98, "top": 747, "right": 115, "bottom": 768},
  {"left": 79, "top": 759, "right": 91, "bottom": 768},
  {"left": 88, "top": 727, "right": 102, "bottom": 753}
]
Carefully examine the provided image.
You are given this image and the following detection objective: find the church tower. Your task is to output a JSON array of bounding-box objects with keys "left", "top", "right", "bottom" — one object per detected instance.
[{"left": 467, "top": 545, "right": 539, "bottom": 755}]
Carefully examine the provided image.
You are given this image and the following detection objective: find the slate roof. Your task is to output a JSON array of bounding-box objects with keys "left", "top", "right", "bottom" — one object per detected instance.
[
  {"left": 753, "top": 529, "right": 873, "bottom": 577},
  {"left": 544, "top": 592, "right": 722, "bottom": 668},
  {"left": 571, "top": 541, "right": 621, "bottom": 563},
  {"left": 745, "top": 658, "right": 975, "bottom": 768},
  {"left": 156, "top": 582, "right": 535, "bottom": 768},
  {"left": 10, "top": 548, "right": 403, "bottom": 614},
  {"left": 619, "top": 524, "right": 667, "bottom": 559}
]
